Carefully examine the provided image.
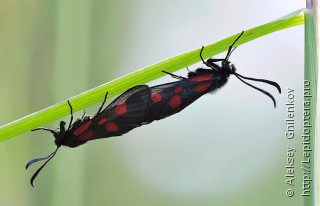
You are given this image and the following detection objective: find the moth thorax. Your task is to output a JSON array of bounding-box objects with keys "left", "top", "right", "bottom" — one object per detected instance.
[{"left": 221, "top": 60, "right": 236, "bottom": 75}]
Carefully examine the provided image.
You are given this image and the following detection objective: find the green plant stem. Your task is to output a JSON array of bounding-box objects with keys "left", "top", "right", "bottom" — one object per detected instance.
[
  {"left": 304, "top": 0, "right": 318, "bottom": 205},
  {"left": 0, "top": 9, "right": 304, "bottom": 142}
]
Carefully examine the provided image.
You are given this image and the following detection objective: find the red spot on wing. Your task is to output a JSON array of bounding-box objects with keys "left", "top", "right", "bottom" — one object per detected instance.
[
  {"left": 190, "top": 74, "right": 213, "bottom": 82},
  {"left": 151, "top": 92, "right": 162, "bottom": 103},
  {"left": 106, "top": 122, "right": 119, "bottom": 132},
  {"left": 115, "top": 103, "right": 127, "bottom": 115},
  {"left": 174, "top": 87, "right": 183, "bottom": 93},
  {"left": 79, "top": 130, "right": 94, "bottom": 141},
  {"left": 98, "top": 117, "right": 107, "bottom": 125},
  {"left": 73, "top": 120, "right": 92, "bottom": 136},
  {"left": 169, "top": 95, "right": 181, "bottom": 109},
  {"left": 195, "top": 82, "right": 213, "bottom": 93}
]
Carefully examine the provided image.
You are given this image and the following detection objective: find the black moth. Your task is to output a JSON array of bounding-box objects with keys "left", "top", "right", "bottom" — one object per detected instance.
[
  {"left": 26, "top": 85, "right": 151, "bottom": 187},
  {"left": 27, "top": 31, "right": 281, "bottom": 187},
  {"left": 141, "top": 31, "right": 280, "bottom": 124}
]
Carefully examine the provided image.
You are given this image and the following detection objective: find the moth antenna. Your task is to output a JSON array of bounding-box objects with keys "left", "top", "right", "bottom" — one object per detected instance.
[
  {"left": 235, "top": 72, "right": 281, "bottom": 93},
  {"left": 26, "top": 147, "right": 60, "bottom": 188},
  {"left": 234, "top": 74, "right": 278, "bottom": 108},
  {"left": 26, "top": 150, "right": 55, "bottom": 170}
]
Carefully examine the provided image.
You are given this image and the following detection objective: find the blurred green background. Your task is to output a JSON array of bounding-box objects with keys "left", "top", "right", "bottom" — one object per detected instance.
[{"left": 0, "top": 0, "right": 305, "bottom": 206}]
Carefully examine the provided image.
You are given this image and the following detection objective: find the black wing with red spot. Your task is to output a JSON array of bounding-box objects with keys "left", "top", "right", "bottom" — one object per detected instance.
[
  {"left": 142, "top": 69, "right": 228, "bottom": 124},
  {"left": 63, "top": 85, "right": 151, "bottom": 147}
]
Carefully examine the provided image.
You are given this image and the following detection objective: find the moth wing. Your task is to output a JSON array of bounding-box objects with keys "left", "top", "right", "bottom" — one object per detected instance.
[
  {"left": 143, "top": 78, "right": 216, "bottom": 124},
  {"left": 67, "top": 85, "right": 151, "bottom": 146}
]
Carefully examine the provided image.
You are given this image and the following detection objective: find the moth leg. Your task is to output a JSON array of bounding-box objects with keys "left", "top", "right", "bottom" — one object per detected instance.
[
  {"left": 96, "top": 91, "right": 109, "bottom": 114},
  {"left": 162, "top": 70, "right": 186, "bottom": 80}
]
